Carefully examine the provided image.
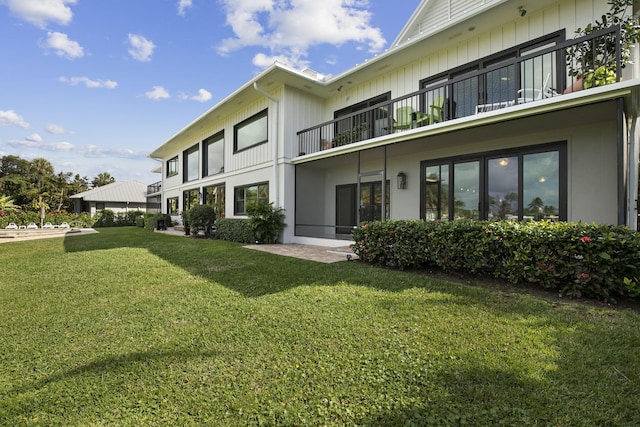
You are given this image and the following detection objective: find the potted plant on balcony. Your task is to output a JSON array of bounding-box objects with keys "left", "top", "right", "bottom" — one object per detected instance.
[{"left": 565, "top": 0, "right": 640, "bottom": 93}]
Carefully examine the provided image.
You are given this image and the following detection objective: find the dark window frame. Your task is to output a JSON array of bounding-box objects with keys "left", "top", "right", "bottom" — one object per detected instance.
[
  {"left": 420, "top": 142, "right": 567, "bottom": 221},
  {"left": 419, "top": 30, "right": 566, "bottom": 119},
  {"left": 234, "top": 109, "right": 268, "bottom": 153},
  {"left": 183, "top": 188, "right": 200, "bottom": 212},
  {"left": 183, "top": 144, "right": 200, "bottom": 183},
  {"left": 166, "top": 156, "right": 179, "bottom": 178},
  {"left": 234, "top": 182, "right": 269, "bottom": 215},
  {"left": 203, "top": 183, "right": 226, "bottom": 219},
  {"left": 203, "top": 131, "right": 225, "bottom": 177},
  {"left": 167, "top": 197, "right": 179, "bottom": 215}
]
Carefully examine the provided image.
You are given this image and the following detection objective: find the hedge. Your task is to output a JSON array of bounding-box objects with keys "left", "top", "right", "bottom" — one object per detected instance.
[
  {"left": 351, "top": 219, "right": 640, "bottom": 301},
  {"left": 214, "top": 218, "right": 256, "bottom": 243}
]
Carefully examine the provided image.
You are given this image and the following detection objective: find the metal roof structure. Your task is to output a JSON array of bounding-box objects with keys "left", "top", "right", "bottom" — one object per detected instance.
[{"left": 70, "top": 180, "right": 148, "bottom": 203}]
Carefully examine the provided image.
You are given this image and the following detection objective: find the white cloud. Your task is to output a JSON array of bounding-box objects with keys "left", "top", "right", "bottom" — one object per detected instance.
[
  {"left": 128, "top": 33, "right": 155, "bottom": 62},
  {"left": 216, "top": 0, "right": 385, "bottom": 70},
  {"left": 59, "top": 76, "right": 118, "bottom": 89},
  {"left": 0, "top": 110, "right": 30, "bottom": 128},
  {"left": 4, "top": 135, "right": 145, "bottom": 159},
  {"left": 45, "top": 124, "right": 74, "bottom": 134},
  {"left": 177, "top": 0, "right": 192, "bottom": 16},
  {"left": 145, "top": 86, "right": 170, "bottom": 100},
  {"left": 179, "top": 88, "right": 212, "bottom": 102},
  {"left": 44, "top": 31, "right": 84, "bottom": 59},
  {"left": 4, "top": 0, "right": 76, "bottom": 29},
  {"left": 25, "top": 133, "right": 43, "bottom": 143}
]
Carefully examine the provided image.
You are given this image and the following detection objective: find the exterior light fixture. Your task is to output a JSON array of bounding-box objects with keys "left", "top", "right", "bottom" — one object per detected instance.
[
  {"left": 397, "top": 172, "right": 407, "bottom": 189},
  {"left": 498, "top": 158, "right": 510, "bottom": 166}
]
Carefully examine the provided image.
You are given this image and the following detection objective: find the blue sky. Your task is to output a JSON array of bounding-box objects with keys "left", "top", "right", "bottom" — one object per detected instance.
[{"left": 0, "top": 0, "right": 419, "bottom": 185}]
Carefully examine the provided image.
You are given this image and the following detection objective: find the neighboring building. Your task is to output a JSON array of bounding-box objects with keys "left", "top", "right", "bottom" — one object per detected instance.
[
  {"left": 149, "top": 0, "right": 640, "bottom": 245},
  {"left": 71, "top": 180, "right": 150, "bottom": 217}
]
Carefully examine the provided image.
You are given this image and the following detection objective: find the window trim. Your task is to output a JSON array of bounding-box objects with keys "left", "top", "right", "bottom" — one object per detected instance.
[
  {"left": 234, "top": 109, "right": 268, "bottom": 153},
  {"left": 183, "top": 188, "right": 200, "bottom": 212},
  {"left": 183, "top": 144, "right": 200, "bottom": 183},
  {"left": 203, "top": 183, "right": 226, "bottom": 219},
  {"left": 167, "top": 197, "right": 179, "bottom": 215},
  {"left": 420, "top": 142, "right": 567, "bottom": 221},
  {"left": 419, "top": 30, "right": 566, "bottom": 119},
  {"left": 203, "top": 131, "right": 225, "bottom": 177},
  {"left": 234, "top": 182, "right": 269, "bottom": 216},
  {"left": 166, "top": 156, "right": 179, "bottom": 178}
]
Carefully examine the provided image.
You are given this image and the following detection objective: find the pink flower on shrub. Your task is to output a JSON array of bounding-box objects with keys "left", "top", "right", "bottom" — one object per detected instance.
[
  {"left": 579, "top": 273, "right": 590, "bottom": 279},
  {"left": 389, "top": 230, "right": 395, "bottom": 236},
  {"left": 580, "top": 236, "right": 592, "bottom": 243}
]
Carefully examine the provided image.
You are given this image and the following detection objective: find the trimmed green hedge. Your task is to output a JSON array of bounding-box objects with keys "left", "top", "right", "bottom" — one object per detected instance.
[
  {"left": 351, "top": 219, "right": 640, "bottom": 301},
  {"left": 214, "top": 218, "right": 256, "bottom": 243},
  {"left": 0, "top": 211, "right": 93, "bottom": 228}
]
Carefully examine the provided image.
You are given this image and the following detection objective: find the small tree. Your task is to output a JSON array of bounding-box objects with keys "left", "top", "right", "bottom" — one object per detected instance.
[
  {"left": 186, "top": 204, "right": 216, "bottom": 237},
  {"left": 247, "top": 201, "right": 285, "bottom": 244}
]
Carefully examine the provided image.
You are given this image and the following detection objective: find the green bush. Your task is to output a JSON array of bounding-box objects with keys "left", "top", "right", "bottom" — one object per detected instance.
[
  {"left": 246, "top": 201, "right": 286, "bottom": 244},
  {"left": 215, "top": 218, "right": 255, "bottom": 243},
  {"left": 352, "top": 219, "right": 640, "bottom": 302},
  {"left": 186, "top": 205, "right": 216, "bottom": 237},
  {"left": 144, "top": 213, "right": 172, "bottom": 231}
]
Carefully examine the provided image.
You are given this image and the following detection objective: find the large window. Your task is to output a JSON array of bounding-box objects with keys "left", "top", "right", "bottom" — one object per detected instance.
[
  {"left": 167, "top": 197, "right": 178, "bottom": 215},
  {"left": 204, "top": 183, "right": 225, "bottom": 219},
  {"left": 334, "top": 92, "right": 392, "bottom": 141},
  {"left": 235, "top": 110, "right": 268, "bottom": 152},
  {"left": 420, "top": 30, "right": 564, "bottom": 120},
  {"left": 203, "top": 132, "right": 224, "bottom": 177},
  {"left": 234, "top": 182, "right": 268, "bottom": 215},
  {"left": 183, "top": 144, "right": 199, "bottom": 183},
  {"left": 167, "top": 156, "right": 178, "bottom": 177},
  {"left": 422, "top": 143, "right": 566, "bottom": 221},
  {"left": 183, "top": 189, "right": 200, "bottom": 212}
]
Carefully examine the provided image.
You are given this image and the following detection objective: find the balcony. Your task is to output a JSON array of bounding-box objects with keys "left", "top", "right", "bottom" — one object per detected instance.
[
  {"left": 147, "top": 181, "right": 161, "bottom": 195},
  {"left": 297, "top": 26, "right": 622, "bottom": 156}
]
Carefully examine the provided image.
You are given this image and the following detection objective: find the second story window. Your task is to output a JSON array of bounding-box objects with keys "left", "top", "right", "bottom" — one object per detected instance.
[
  {"left": 167, "top": 156, "right": 178, "bottom": 178},
  {"left": 235, "top": 109, "right": 267, "bottom": 152},
  {"left": 203, "top": 131, "right": 224, "bottom": 176},
  {"left": 183, "top": 144, "right": 199, "bottom": 183}
]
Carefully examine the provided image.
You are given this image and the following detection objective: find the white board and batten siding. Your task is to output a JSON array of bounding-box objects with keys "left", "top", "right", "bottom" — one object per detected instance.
[{"left": 327, "top": 0, "right": 612, "bottom": 116}]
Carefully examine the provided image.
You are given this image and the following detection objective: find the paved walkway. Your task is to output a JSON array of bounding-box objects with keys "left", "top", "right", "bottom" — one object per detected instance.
[
  {"left": 245, "top": 243, "right": 357, "bottom": 263},
  {"left": 154, "top": 228, "right": 357, "bottom": 263}
]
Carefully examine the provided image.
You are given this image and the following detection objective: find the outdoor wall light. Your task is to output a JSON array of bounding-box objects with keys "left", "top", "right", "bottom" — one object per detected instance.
[
  {"left": 397, "top": 172, "right": 407, "bottom": 190},
  {"left": 519, "top": 6, "right": 527, "bottom": 17}
]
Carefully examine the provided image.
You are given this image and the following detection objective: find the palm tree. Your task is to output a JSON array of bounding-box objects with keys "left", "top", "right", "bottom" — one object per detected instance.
[
  {"left": 0, "top": 194, "right": 20, "bottom": 213},
  {"left": 91, "top": 172, "right": 115, "bottom": 188},
  {"left": 28, "top": 158, "right": 55, "bottom": 227}
]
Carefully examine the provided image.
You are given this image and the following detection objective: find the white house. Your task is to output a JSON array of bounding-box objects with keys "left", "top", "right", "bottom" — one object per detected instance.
[
  {"left": 149, "top": 0, "right": 640, "bottom": 245},
  {"left": 71, "top": 180, "right": 150, "bottom": 217}
]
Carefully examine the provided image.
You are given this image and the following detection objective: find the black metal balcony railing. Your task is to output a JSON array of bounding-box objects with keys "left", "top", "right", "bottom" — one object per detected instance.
[
  {"left": 297, "top": 25, "right": 621, "bottom": 156},
  {"left": 147, "top": 181, "right": 161, "bottom": 195}
]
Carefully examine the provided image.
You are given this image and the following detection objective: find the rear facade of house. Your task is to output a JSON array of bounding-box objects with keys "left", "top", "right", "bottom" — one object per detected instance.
[{"left": 149, "top": 0, "right": 640, "bottom": 245}]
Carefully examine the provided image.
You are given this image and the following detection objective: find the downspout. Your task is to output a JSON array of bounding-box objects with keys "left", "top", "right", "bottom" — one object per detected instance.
[{"left": 253, "top": 82, "right": 280, "bottom": 208}]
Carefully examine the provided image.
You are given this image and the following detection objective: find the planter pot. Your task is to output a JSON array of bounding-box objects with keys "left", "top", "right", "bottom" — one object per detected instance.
[{"left": 563, "top": 78, "right": 583, "bottom": 94}]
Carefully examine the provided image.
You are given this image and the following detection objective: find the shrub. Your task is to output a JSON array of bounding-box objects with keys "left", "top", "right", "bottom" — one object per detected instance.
[
  {"left": 215, "top": 218, "right": 255, "bottom": 243},
  {"left": 352, "top": 219, "right": 640, "bottom": 302},
  {"left": 144, "top": 213, "right": 172, "bottom": 231},
  {"left": 186, "top": 205, "right": 216, "bottom": 237},
  {"left": 246, "top": 201, "right": 286, "bottom": 244},
  {"left": 92, "top": 210, "right": 116, "bottom": 227}
]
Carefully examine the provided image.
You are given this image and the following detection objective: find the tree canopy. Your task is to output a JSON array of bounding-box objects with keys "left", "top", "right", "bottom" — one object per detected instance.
[{"left": 0, "top": 155, "right": 114, "bottom": 217}]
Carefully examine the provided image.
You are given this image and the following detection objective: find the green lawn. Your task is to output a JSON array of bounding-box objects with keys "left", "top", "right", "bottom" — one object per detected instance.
[{"left": 1, "top": 227, "right": 639, "bottom": 426}]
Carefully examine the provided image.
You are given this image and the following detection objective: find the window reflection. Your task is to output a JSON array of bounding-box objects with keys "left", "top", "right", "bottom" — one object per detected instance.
[
  {"left": 425, "top": 164, "right": 449, "bottom": 220},
  {"left": 523, "top": 151, "right": 559, "bottom": 220},
  {"left": 488, "top": 156, "right": 518, "bottom": 219},
  {"left": 454, "top": 161, "right": 479, "bottom": 219}
]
